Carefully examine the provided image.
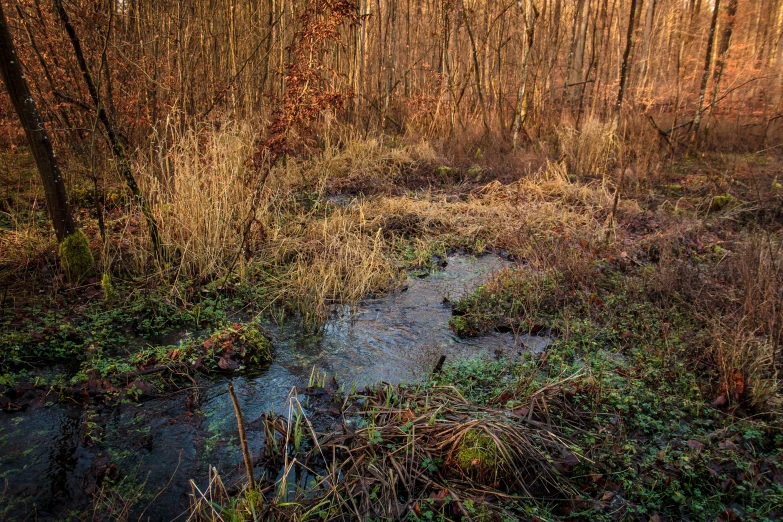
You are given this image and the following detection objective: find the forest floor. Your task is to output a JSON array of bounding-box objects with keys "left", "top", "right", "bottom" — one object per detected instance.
[{"left": 1, "top": 130, "right": 782, "bottom": 520}]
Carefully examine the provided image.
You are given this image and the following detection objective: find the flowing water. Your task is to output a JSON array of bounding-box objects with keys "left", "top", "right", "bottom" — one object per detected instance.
[{"left": 0, "top": 255, "right": 552, "bottom": 521}]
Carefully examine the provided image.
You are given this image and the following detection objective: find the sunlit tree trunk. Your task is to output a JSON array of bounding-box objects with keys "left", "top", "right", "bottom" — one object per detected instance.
[
  {"left": 616, "top": 0, "right": 639, "bottom": 112},
  {"left": 690, "top": 0, "right": 721, "bottom": 148},
  {"left": 710, "top": 0, "right": 738, "bottom": 108},
  {"left": 462, "top": 0, "right": 490, "bottom": 134},
  {"left": 511, "top": 0, "right": 538, "bottom": 148}
]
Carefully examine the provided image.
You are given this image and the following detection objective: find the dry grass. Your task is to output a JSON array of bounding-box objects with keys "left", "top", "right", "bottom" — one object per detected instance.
[
  {"left": 0, "top": 153, "right": 57, "bottom": 287},
  {"left": 123, "top": 124, "right": 408, "bottom": 321},
  {"left": 189, "top": 383, "right": 585, "bottom": 521},
  {"left": 317, "top": 136, "right": 437, "bottom": 194},
  {"left": 259, "top": 202, "right": 403, "bottom": 323},
  {"left": 131, "top": 121, "right": 260, "bottom": 281},
  {"left": 709, "top": 324, "right": 778, "bottom": 410},
  {"left": 357, "top": 159, "right": 623, "bottom": 264},
  {"left": 122, "top": 124, "right": 623, "bottom": 323},
  {"left": 2, "top": 120, "right": 780, "bottom": 408},
  {"left": 704, "top": 235, "right": 782, "bottom": 408},
  {"left": 557, "top": 119, "right": 619, "bottom": 180},
  {"left": 0, "top": 205, "right": 53, "bottom": 279}
]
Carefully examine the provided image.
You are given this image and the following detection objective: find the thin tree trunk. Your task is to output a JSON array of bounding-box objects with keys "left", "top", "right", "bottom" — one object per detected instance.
[
  {"left": 640, "top": 0, "right": 655, "bottom": 87},
  {"left": 690, "top": 0, "right": 721, "bottom": 147},
  {"left": 512, "top": 0, "right": 537, "bottom": 148},
  {"left": 462, "top": 1, "right": 491, "bottom": 135},
  {"left": 616, "top": 0, "right": 639, "bottom": 112},
  {"left": 710, "top": 0, "right": 738, "bottom": 108}
]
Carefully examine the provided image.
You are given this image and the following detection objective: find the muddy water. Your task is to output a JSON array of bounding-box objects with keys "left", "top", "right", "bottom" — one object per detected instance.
[{"left": 0, "top": 255, "right": 550, "bottom": 521}]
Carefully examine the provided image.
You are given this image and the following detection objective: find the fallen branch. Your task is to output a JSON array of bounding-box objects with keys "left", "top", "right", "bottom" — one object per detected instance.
[{"left": 228, "top": 382, "right": 256, "bottom": 490}]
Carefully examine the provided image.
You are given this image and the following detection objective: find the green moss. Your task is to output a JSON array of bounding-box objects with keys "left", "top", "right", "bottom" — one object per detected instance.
[
  {"left": 101, "top": 272, "right": 116, "bottom": 301},
  {"left": 455, "top": 429, "right": 504, "bottom": 484},
  {"left": 450, "top": 269, "right": 559, "bottom": 337},
  {"left": 434, "top": 165, "right": 455, "bottom": 177},
  {"left": 449, "top": 315, "right": 475, "bottom": 337},
  {"left": 711, "top": 193, "right": 733, "bottom": 210},
  {"left": 58, "top": 230, "right": 94, "bottom": 281},
  {"left": 467, "top": 165, "right": 484, "bottom": 182}
]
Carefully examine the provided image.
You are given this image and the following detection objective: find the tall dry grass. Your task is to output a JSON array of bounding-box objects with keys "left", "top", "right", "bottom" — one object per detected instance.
[
  {"left": 134, "top": 121, "right": 259, "bottom": 281},
  {"left": 557, "top": 119, "right": 619, "bottom": 179},
  {"left": 259, "top": 203, "right": 402, "bottom": 323},
  {"left": 714, "top": 235, "right": 782, "bottom": 407},
  {"left": 127, "top": 123, "right": 408, "bottom": 321}
]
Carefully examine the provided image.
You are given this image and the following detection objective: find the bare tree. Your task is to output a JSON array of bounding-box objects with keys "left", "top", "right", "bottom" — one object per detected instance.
[
  {"left": 616, "top": 0, "right": 639, "bottom": 112},
  {"left": 690, "top": 0, "right": 721, "bottom": 147},
  {"left": 710, "top": 0, "right": 738, "bottom": 107}
]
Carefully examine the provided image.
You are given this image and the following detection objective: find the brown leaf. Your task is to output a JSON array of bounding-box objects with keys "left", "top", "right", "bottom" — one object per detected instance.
[
  {"left": 718, "top": 440, "right": 738, "bottom": 451},
  {"left": 217, "top": 356, "right": 239, "bottom": 371},
  {"left": 554, "top": 452, "right": 580, "bottom": 472},
  {"left": 686, "top": 439, "right": 704, "bottom": 450}
]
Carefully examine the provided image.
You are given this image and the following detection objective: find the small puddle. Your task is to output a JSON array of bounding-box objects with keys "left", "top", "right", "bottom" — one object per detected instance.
[{"left": 0, "top": 255, "right": 552, "bottom": 520}]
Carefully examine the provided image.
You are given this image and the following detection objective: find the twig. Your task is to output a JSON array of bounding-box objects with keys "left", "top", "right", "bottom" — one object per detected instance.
[
  {"left": 228, "top": 382, "right": 255, "bottom": 490},
  {"left": 605, "top": 126, "right": 627, "bottom": 244}
]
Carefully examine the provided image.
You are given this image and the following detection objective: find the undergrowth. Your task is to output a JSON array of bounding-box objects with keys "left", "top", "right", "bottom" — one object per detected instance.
[{"left": 2, "top": 121, "right": 782, "bottom": 520}]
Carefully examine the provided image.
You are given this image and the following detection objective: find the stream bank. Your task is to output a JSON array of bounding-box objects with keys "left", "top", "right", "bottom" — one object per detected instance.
[{"left": 0, "top": 255, "right": 551, "bottom": 520}]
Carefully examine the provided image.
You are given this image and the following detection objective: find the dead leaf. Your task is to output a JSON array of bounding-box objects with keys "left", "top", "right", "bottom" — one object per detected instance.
[
  {"left": 217, "top": 356, "right": 239, "bottom": 371},
  {"left": 686, "top": 439, "right": 704, "bottom": 450},
  {"left": 718, "top": 440, "right": 738, "bottom": 451}
]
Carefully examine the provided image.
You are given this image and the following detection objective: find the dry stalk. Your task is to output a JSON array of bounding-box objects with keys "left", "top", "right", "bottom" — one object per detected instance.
[{"left": 228, "top": 383, "right": 255, "bottom": 491}]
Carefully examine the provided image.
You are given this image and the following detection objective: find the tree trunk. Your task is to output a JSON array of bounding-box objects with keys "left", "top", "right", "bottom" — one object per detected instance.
[
  {"left": 616, "top": 0, "right": 639, "bottom": 112},
  {"left": 511, "top": 0, "right": 538, "bottom": 148},
  {"left": 640, "top": 0, "right": 656, "bottom": 87},
  {"left": 690, "top": 0, "right": 721, "bottom": 147},
  {"left": 710, "top": 0, "right": 738, "bottom": 107},
  {"left": 462, "top": 0, "right": 491, "bottom": 135},
  {"left": 0, "top": 1, "right": 75, "bottom": 243}
]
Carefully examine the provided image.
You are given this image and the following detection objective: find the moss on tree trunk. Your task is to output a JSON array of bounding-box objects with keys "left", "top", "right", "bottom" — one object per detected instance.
[{"left": 58, "top": 230, "right": 94, "bottom": 282}]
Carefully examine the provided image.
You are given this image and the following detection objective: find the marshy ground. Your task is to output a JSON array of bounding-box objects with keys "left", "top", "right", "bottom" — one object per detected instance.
[{"left": 1, "top": 125, "right": 782, "bottom": 520}]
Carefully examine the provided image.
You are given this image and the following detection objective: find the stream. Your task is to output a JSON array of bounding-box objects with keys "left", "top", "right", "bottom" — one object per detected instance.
[{"left": 0, "top": 255, "right": 551, "bottom": 521}]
